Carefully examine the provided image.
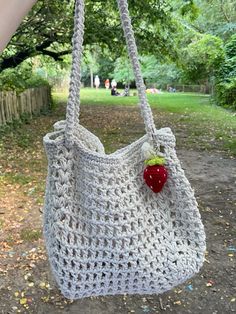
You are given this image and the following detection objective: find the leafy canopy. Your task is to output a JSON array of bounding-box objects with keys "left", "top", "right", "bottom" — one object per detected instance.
[
  {"left": 0, "top": 0, "right": 178, "bottom": 72},
  {"left": 180, "top": 34, "right": 225, "bottom": 82}
]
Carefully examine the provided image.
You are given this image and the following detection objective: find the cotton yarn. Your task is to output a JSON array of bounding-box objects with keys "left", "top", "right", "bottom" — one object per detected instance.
[{"left": 43, "top": 0, "right": 206, "bottom": 300}]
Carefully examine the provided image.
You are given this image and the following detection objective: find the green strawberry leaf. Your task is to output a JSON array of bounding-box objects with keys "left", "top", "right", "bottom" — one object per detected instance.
[{"left": 144, "top": 156, "right": 166, "bottom": 166}]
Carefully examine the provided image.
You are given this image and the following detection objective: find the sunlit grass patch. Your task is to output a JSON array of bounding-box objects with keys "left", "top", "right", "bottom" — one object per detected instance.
[{"left": 20, "top": 228, "right": 42, "bottom": 242}]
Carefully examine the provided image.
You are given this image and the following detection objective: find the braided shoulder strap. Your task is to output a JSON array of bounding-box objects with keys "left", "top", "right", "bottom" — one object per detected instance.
[{"left": 65, "top": 0, "right": 157, "bottom": 146}]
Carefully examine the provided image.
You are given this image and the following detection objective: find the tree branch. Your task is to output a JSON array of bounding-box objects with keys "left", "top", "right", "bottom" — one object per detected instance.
[
  {"left": 0, "top": 39, "right": 53, "bottom": 72},
  {"left": 40, "top": 49, "right": 71, "bottom": 60},
  {"left": 0, "top": 40, "right": 71, "bottom": 72},
  {"left": 220, "top": 0, "right": 230, "bottom": 23}
]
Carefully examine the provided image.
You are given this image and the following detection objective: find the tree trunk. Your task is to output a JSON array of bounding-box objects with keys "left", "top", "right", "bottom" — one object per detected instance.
[{"left": 90, "top": 67, "right": 94, "bottom": 88}]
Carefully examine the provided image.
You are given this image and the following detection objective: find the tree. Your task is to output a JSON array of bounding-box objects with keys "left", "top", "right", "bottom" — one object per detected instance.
[
  {"left": 96, "top": 53, "right": 116, "bottom": 85},
  {"left": 180, "top": 34, "right": 225, "bottom": 83},
  {"left": 218, "top": 34, "right": 236, "bottom": 81},
  {"left": 140, "top": 56, "right": 182, "bottom": 87},
  {"left": 192, "top": 0, "right": 236, "bottom": 40},
  {"left": 82, "top": 46, "right": 100, "bottom": 88},
  {"left": 0, "top": 61, "right": 49, "bottom": 92},
  {"left": 0, "top": 0, "right": 187, "bottom": 72},
  {"left": 140, "top": 56, "right": 159, "bottom": 84},
  {"left": 0, "top": 1, "right": 74, "bottom": 71},
  {"left": 215, "top": 34, "right": 236, "bottom": 109},
  {"left": 149, "top": 63, "right": 182, "bottom": 88},
  {"left": 111, "top": 54, "right": 182, "bottom": 89},
  {"left": 112, "top": 56, "right": 134, "bottom": 86},
  {"left": 35, "top": 54, "right": 72, "bottom": 87}
]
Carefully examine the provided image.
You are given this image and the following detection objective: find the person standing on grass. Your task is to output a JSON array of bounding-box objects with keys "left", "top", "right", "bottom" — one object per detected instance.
[
  {"left": 105, "top": 79, "right": 110, "bottom": 89},
  {"left": 94, "top": 75, "right": 100, "bottom": 89},
  {"left": 0, "top": 0, "right": 37, "bottom": 52}
]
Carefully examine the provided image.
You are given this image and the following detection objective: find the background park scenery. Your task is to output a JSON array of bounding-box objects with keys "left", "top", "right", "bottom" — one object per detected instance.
[{"left": 0, "top": 0, "right": 236, "bottom": 313}]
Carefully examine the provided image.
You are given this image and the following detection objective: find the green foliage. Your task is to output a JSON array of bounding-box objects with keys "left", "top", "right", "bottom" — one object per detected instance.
[
  {"left": 140, "top": 56, "right": 159, "bottom": 84},
  {"left": 111, "top": 55, "right": 182, "bottom": 88},
  {"left": 112, "top": 56, "right": 135, "bottom": 85},
  {"left": 0, "top": 0, "right": 179, "bottom": 72},
  {"left": 38, "top": 55, "right": 71, "bottom": 81},
  {"left": 225, "top": 34, "right": 236, "bottom": 58},
  {"left": 0, "top": 0, "right": 233, "bottom": 103},
  {"left": 215, "top": 34, "right": 236, "bottom": 110},
  {"left": 0, "top": 1, "right": 74, "bottom": 71},
  {"left": 193, "top": 0, "right": 236, "bottom": 40},
  {"left": 219, "top": 34, "right": 236, "bottom": 82},
  {"left": 180, "top": 0, "right": 200, "bottom": 21},
  {"left": 0, "top": 62, "right": 49, "bottom": 93},
  {"left": 181, "top": 34, "right": 225, "bottom": 83},
  {"left": 79, "top": 46, "right": 116, "bottom": 86},
  {"left": 144, "top": 62, "right": 182, "bottom": 87},
  {"left": 215, "top": 79, "right": 236, "bottom": 110},
  {"left": 81, "top": 46, "right": 101, "bottom": 86},
  {"left": 219, "top": 57, "right": 236, "bottom": 82},
  {"left": 96, "top": 54, "right": 116, "bottom": 82}
]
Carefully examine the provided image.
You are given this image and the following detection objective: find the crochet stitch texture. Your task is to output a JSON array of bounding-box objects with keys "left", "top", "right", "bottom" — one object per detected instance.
[{"left": 43, "top": 0, "right": 206, "bottom": 300}]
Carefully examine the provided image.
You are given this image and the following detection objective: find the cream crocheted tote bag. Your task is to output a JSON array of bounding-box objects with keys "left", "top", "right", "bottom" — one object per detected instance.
[{"left": 43, "top": 0, "right": 206, "bottom": 300}]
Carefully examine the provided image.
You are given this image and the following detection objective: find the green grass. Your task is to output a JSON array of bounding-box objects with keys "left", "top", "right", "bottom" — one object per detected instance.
[
  {"left": 54, "top": 88, "right": 236, "bottom": 155},
  {"left": 54, "top": 87, "right": 233, "bottom": 119},
  {"left": 53, "top": 89, "right": 236, "bottom": 147},
  {"left": 2, "top": 88, "right": 234, "bottom": 156},
  {"left": 54, "top": 88, "right": 210, "bottom": 109},
  {"left": 20, "top": 228, "right": 42, "bottom": 242},
  {"left": 0, "top": 218, "right": 4, "bottom": 230},
  {"left": 0, "top": 173, "right": 32, "bottom": 185}
]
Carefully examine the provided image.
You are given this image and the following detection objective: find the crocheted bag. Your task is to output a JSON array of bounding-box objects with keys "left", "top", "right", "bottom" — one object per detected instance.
[{"left": 43, "top": 0, "right": 206, "bottom": 300}]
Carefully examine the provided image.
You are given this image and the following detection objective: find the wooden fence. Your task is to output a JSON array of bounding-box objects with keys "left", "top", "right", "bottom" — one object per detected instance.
[
  {"left": 0, "top": 85, "right": 51, "bottom": 126},
  {"left": 169, "top": 84, "right": 211, "bottom": 94}
]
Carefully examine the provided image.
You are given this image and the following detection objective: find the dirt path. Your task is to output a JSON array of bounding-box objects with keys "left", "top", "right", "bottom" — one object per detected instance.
[{"left": 0, "top": 104, "right": 235, "bottom": 313}]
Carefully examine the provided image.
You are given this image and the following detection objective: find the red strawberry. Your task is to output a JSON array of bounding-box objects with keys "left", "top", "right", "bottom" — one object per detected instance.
[{"left": 143, "top": 165, "right": 168, "bottom": 193}]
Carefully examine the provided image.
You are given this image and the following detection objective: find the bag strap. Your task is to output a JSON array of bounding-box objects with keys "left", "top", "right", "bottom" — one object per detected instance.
[{"left": 65, "top": 0, "right": 157, "bottom": 146}]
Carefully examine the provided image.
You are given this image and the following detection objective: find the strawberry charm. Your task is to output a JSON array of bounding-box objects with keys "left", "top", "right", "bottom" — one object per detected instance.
[{"left": 142, "top": 143, "right": 168, "bottom": 193}]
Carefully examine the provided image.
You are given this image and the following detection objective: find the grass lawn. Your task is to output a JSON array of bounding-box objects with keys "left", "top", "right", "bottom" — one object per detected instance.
[
  {"left": 53, "top": 88, "right": 236, "bottom": 155},
  {"left": 54, "top": 88, "right": 210, "bottom": 110}
]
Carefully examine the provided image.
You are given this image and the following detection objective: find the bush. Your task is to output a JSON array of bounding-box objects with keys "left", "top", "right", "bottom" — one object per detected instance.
[
  {"left": 214, "top": 35, "right": 236, "bottom": 110},
  {"left": 0, "top": 62, "right": 49, "bottom": 93},
  {"left": 215, "top": 78, "right": 236, "bottom": 110}
]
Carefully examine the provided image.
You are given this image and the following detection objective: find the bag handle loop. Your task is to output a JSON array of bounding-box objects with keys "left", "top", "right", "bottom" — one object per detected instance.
[{"left": 65, "top": 0, "right": 157, "bottom": 146}]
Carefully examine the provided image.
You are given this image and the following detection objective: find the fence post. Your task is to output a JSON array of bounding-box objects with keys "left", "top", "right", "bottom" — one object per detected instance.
[
  {"left": 0, "top": 86, "right": 51, "bottom": 126},
  {"left": 0, "top": 92, "right": 6, "bottom": 125}
]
